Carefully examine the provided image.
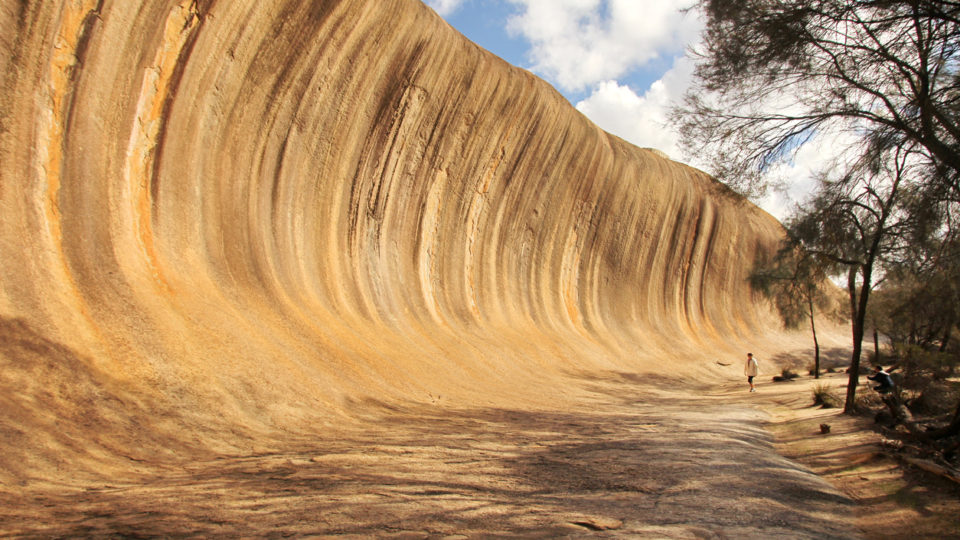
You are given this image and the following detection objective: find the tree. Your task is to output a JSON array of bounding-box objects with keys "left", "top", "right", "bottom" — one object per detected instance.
[
  {"left": 674, "top": 0, "right": 960, "bottom": 413},
  {"left": 750, "top": 247, "right": 836, "bottom": 378},
  {"left": 874, "top": 267, "right": 958, "bottom": 351},
  {"left": 675, "top": 0, "right": 960, "bottom": 200},
  {"left": 879, "top": 198, "right": 960, "bottom": 351},
  {"left": 872, "top": 231, "right": 960, "bottom": 435},
  {"left": 786, "top": 148, "right": 914, "bottom": 412}
]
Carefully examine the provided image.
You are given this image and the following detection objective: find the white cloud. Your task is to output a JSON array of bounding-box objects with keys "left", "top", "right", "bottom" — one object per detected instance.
[
  {"left": 481, "top": 1, "right": 838, "bottom": 223},
  {"left": 575, "top": 55, "right": 695, "bottom": 159},
  {"left": 574, "top": 55, "right": 838, "bottom": 222},
  {"left": 506, "top": 0, "right": 701, "bottom": 92},
  {"left": 757, "top": 173, "right": 816, "bottom": 222},
  {"left": 757, "top": 128, "right": 862, "bottom": 221},
  {"left": 426, "top": 0, "right": 467, "bottom": 17}
]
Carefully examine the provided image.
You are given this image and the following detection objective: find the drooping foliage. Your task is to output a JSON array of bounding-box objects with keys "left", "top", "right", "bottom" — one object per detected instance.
[
  {"left": 677, "top": 0, "right": 960, "bottom": 200},
  {"left": 676, "top": 0, "right": 960, "bottom": 414}
]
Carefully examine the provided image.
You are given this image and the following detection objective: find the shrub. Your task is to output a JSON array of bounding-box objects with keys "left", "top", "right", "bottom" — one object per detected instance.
[
  {"left": 813, "top": 383, "right": 841, "bottom": 408},
  {"left": 855, "top": 390, "right": 882, "bottom": 412},
  {"left": 892, "top": 344, "right": 958, "bottom": 383},
  {"left": 907, "top": 381, "right": 959, "bottom": 416},
  {"left": 773, "top": 368, "right": 800, "bottom": 382}
]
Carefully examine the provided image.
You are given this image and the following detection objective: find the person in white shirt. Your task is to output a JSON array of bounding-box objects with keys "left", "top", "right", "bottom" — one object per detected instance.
[{"left": 744, "top": 352, "right": 759, "bottom": 392}]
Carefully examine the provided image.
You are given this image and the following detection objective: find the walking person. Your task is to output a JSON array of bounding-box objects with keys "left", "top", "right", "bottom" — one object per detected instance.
[{"left": 744, "top": 352, "right": 759, "bottom": 392}]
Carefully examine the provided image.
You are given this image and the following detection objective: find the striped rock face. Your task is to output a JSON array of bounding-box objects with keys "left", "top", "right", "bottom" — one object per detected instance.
[{"left": 0, "top": 0, "right": 783, "bottom": 481}]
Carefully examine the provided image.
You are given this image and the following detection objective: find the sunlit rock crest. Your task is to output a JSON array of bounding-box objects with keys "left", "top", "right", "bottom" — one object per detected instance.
[{"left": 0, "top": 0, "right": 782, "bottom": 479}]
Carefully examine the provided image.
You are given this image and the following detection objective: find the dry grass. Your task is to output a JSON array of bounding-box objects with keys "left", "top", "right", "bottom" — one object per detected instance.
[
  {"left": 762, "top": 372, "right": 960, "bottom": 539},
  {"left": 812, "top": 382, "right": 843, "bottom": 408}
]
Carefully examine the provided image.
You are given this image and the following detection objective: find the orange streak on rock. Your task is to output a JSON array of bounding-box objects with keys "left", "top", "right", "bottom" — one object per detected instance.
[
  {"left": 0, "top": 0, "right": 796, "bottom": 487},
  {"left": 123, "top": 1, "right": 201, "bottom": 294},
  {"left": 33, "top": 0, "right": 102, "bottom": 337}
]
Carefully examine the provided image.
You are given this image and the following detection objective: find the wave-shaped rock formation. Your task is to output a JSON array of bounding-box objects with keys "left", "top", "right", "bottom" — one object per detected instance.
[{"left": 1, "top": 0, "right": 783, "bottom": 482}]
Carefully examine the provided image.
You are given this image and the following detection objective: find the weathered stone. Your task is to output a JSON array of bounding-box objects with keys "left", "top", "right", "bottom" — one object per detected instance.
[{"left": 0, "top": 0, "right": 784, "bottom": 485}]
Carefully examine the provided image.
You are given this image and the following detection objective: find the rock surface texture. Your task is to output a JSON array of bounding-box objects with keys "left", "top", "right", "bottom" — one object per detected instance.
[{"left": 1, "top": 0, "right": 785, "bottom": 491}]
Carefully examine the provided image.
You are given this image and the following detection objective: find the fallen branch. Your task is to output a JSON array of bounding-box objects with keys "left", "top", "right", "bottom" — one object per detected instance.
[
  {"left": 927, "top": 401, "right": 960, "bottom": 439},
  {"left": 881, "top": 393, "right": 929, "bottom": 441},
  {"left": 900, "top": 456, "right": 960, "bottom": 486}
]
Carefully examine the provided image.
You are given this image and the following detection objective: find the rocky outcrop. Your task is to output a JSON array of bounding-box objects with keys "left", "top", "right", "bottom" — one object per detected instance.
[{"left": 0, "top": 0, "right": 783, "bottom": 481}]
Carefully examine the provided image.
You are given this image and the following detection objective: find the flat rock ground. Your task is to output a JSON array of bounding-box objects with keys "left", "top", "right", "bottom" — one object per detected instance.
[{"left": 4, "top": 371, "right": 883, "bottom": 539}]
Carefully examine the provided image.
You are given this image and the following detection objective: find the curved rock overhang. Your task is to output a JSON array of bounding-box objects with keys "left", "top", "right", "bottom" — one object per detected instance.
[{"left": 0, "top": 0, "right": 784, "bottom": 480}]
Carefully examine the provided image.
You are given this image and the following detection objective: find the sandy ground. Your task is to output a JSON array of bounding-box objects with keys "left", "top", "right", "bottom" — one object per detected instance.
[
  {"left": 0, "top": 370, "right": 877, "bottom": 539},
  {"left": 4, "top": 371, "right": 959, "bottom": 538},
  {"left": 755, "top": 372, "right": 960, "bottom": 539}
]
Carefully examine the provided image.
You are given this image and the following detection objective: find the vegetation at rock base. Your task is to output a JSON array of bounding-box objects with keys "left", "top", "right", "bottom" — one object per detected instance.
[
  {"left": 676, "top": 0, "right": 960, "bottom": 422},
  {"left": 812, "top": 383, "right": 842, "bottom": 408},
  {"left": 750, "top": 244, "right": 840, "bottom": 379}
]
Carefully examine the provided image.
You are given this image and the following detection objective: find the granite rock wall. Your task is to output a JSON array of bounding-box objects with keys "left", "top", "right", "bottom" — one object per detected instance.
[{"left": 0, "top": 0, "right": 782, "bottom": 481}]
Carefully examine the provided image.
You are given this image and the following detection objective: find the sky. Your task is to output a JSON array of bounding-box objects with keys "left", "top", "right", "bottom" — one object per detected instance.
[{"left": 425, "top": 0, "right": 814, "bottom": 220}]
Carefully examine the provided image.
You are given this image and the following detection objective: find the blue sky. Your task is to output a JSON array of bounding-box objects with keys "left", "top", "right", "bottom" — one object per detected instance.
[
  {"left": 426, "top": 0, "right": 817, "bottom": 220},
  {"left": 428, "top": 0, "right": 701, "bottom": 160},
  {"left": 437, "top": 0, "right": 680, "bottom": 102}
]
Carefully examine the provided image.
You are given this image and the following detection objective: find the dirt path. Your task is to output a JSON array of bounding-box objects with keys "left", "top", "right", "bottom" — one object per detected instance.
[
  {"left": 3, "top": 372, "right": 867, "bottom": 538},
  {"left": 749, "top": 372, "right": 960, "bottom": 539}
]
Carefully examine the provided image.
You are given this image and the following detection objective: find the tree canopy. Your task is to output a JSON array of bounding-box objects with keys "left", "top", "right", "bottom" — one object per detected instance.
[
  {"left": 677, "top": 0, "right": 960, "bottom": 201},
  {"left": 675, "top": 0, "right": 960, "bottom": 414}
]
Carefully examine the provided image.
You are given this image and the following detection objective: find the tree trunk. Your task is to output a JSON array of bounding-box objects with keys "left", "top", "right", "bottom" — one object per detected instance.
[
  {"left": 881, "top": 392, "right": 917, "bottom": 428},
  {"left": 814, "top": 331, "right": 821, "bottom": 379},
  {"left": 873, "top": 328, "right": 880, "bottom": 364},
  {"left": 939, "top": 322, "right": 952, "bottom": 353},
  {"left": 809, "top": 295, "right": 820, "bottom": 379},
  {"left": 845, "top": 265, "right": 874, "bottom": 414},
  {"left": 845, "top": 325, "right": 864, "bottom": 413}
]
